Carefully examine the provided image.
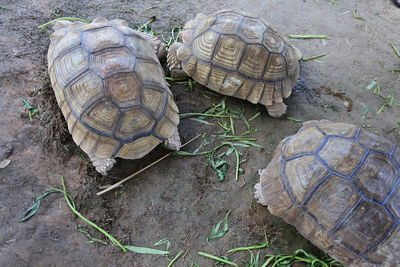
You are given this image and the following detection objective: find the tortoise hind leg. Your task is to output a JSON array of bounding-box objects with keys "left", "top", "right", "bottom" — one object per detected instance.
[
  {"left": 266, "top": 102, "right": 287, "bottom": 118},
  {"left": 89, "top": 155, "right": 116, "bottom": 175},
  {"left": 163, "top": 127, "right": 181, "bottom": 151}
]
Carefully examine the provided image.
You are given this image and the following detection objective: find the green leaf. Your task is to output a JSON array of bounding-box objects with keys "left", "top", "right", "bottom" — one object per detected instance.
[
  {"left": 19, "top": 188, "right": 61, "bottom": 222},
  {"left": 152, "top": 238, "right": 170, "bottom": 250},
  {"left": 239, "top": 140, "right": 263, "bottom": 148},
  {"left": 124, "top": 245, "right": 170, "bottom": 255},
  {"left": 207, "top": 210, "right": 231, "bottom": 241}
]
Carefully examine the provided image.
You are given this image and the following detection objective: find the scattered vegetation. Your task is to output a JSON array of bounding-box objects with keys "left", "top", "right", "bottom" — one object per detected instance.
[
  {"left": 390, "top": 43, "right": 400, "bottom": 57},
  {"left": 352, "top": 9, "right": 366, "bottom": 21},
  {"left": 19, "top": 97, "right": 39, "bottom": 121},
  {"left": 166, "top": 76, "right": 196, "bottom": 92},
  {"left": 207, "top": 210, "right": 231, "bottom": 241},
  {"left": 176, "top": 99, "right": 262, "bottom": 181},
  {"left": 136, "top": 16, "right": 160, "bottom": 35},
  {"left": 262, "top": 249, "right": 342, "bottom": 267},
  {"left": 19, "top": 177, "right": 170, "bottom": 255}
]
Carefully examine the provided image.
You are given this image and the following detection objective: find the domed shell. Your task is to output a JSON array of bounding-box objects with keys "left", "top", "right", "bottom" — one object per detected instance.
[
  {"left": 47, "top": 18, "right": 179, "bottom": 160},
  {"left": 179, "top": 10, "right": 301, "bottom": 106},
  {"left": 255, "top": 120, "right": 400, "bottom": 267}
]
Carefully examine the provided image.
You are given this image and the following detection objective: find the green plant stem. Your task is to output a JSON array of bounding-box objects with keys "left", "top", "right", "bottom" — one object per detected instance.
[
  {"left": 60, "top": 176, "right": 128, "bottom": 252},
  {"left": 198, "top": 252, "right": 238, "bottom": 267},
  {"left": 302, "top": 53, "right": 327, "bottom": 61},
  {"left": 38, "top": 17, "right": 90, "bottom": 28},
  {"left": 167, "top": 250, "right": 184, "bottom": 267},
  {"left": 228, "top": 242, "right": 269, "bottom": 253},
  {"left": 287, "top": 34, "right": 328, "bottom": 39},
  {"left": 179, "top": 112, "right": 230, "bottom": 118}
]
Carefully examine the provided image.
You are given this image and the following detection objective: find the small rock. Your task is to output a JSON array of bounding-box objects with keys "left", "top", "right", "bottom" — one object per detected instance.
[{"left": 0, "top": 159, "right": 11, "bottom": 169}]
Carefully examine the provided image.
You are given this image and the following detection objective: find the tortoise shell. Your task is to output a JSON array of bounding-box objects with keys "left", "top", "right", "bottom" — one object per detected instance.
[
  {"left": 178, "top": 10, "right": 301, "bottom": 109},
  {"left": 255, "top": 120, "right": 400, "bottom": 266},
  {"left": 47, "top": 18, "right": 179, "bottom": 160}
]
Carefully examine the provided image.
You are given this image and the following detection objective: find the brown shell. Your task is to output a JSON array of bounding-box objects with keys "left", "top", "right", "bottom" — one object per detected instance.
[
  {"left": 179, "top": 10, "right": 301, "bottom": 105},
  {"left": 47, "top": 18, "right": 179, "bottom": 160},
  {"left": 255, "top": 120, "right": 400, "bottom": 267}
]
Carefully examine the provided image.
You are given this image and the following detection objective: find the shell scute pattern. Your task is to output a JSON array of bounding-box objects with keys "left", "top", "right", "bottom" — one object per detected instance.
[
  {"left": 48, "top": 19, "right": 179, "bottom": 160},
  {"left": 178, "top": 10, "right": 301, "bottom": 116},
  {"left": 256, "top": 120, "right": 400, "bottom": 266}
]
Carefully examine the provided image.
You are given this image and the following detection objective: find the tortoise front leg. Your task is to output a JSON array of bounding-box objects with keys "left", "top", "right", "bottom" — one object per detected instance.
[
  {"left": 167, "top": 42, "right": 188, "bottom": 78},
  {"left": 135, "top": 31, "right": 167, "bottom": 60}
]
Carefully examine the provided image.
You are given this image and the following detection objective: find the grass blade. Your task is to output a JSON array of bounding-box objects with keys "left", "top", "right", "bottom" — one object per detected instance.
[
  {"left": 287, "top": 34, "right": 328, "bottom": 39},
  {"left": 352, "top": 9, "right": 365, "bottom": 21},
  {"left": 286, "top": 117, "right": 302, "bottom": 122},
  {"left": 207, "top": 210, "right": 231, "bottom": 241},
  {"left": 302, "top": 53, "right": 327, "bottom": 61},
  {"left": 38, "top": 17, "right": 90, "bottom": 28},
  {"left": 228, "top": 242, "right": 269, "bottom": 253},
  {"left": 167, "top": 250, "right": 185, "bottom": 267},
  {"left": 390, "top": 43, "right": 400, "bottom": 57},
  {"left": 198, "top": 252, "right": 238, "bottom": 267},
  {"left": 124, "top": 246, "right": 170, "bottom": 255}
]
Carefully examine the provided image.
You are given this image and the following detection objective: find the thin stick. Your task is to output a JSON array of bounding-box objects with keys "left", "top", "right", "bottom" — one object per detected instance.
[{"left": 96, "top": 135, "right": 201, "bottom": 196}]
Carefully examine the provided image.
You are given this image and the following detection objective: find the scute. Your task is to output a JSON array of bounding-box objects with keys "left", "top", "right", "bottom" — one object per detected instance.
[
  {"left": 318, "top": 122, "right": 357, "bottom": 138},
  {"left": 211, "top": 12, "right": 242, "bottom": 34},
  {"left": 263, "top": 53, "right": 287, "bottom": 81},
  {"left": 306, "top": 175, "right": 359, "bottom": 231},
  {"left": 283, "top": 127, "right": 324, "bottom": 158},
  {"left": 263, "top": 29, "right": 286, "bottom": 53},
  {"left": 81, "top": 100, "right": 120, "bottom": 135},
  {"left": 319, "top": 138, "right": 366, "bottom": 175},
  {"left": 212, "top": 35, "right": 245, "bottom": 70},
  {"left": 237, "top": 17, "right": 266, "bottom": 43},
  {"left": 354, "top": 153, "right": 398, "bottom": 202},
  {"left": 193, "top": 30, "right": 219, "bottom": 62},
  {"left": 53, "top": 47, "right": 88, "bottom": 87},
  {"left": 106, "top": 73, "right": 141, "bottom": 108},
  {"left": 358, "top": 129, "right": 393, "bottom": 154},
  {"left": 135, "top": 59, "right": 164, "bottom": 85},
  {"left": 91, "top": 47, "right": 135, "bottom": 78},
  {"left": 83, "top": 27, "right": 124, "bottom": 52},
  {"left": 50, "top": 31, "right": 81, "bottom": 65},
  {"left": 125, "top": 35, "right": 158, "bottom": 62},
  {"left": 115, "top": 108, "right": 154, "bottom": 140},
  {"left": 117, "top": 135, "right": 161, "bottom": 159},
  {"left": 334, "top": 201, "right": 393, "bottom": 254},
  {"left": 65, "top": 72, "right": 104, "bottom": 115},
  {"left": 238, "top": 44, "right": 269, "bottom": 79},
  {"left": 285, "top": 155, "right": 328, "bottom": 203},
  {"left": 142, "top": 86, "right": 166, "bottom": 118}
]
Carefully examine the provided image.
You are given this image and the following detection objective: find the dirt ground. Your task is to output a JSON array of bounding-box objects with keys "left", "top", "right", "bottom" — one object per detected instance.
[{"left": 1, "top": 0, "right": 400, "bottom": 266}]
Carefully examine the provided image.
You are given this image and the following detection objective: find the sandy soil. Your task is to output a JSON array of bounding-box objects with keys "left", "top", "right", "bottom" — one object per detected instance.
[{"left": 1, "top": 0, "right": 399, "bottom": 266}]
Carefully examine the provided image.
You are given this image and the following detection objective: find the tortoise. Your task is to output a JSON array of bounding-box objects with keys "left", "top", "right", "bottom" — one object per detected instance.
[
  {"left": 167, "top": 9, "right": 302, "bottom": 117},
  {"left": 255, "top": 120, "right": 400, "bottom": 266},
  {"left": 47, "top": 18, "right": 180, "bottom": 175}
]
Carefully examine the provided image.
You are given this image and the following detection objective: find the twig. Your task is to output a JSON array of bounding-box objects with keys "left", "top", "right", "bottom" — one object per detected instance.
[{"left": 96, "top": 135, "right": 201, "bottom": 196}]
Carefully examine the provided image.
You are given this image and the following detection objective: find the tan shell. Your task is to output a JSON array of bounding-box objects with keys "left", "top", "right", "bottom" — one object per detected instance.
[
  {"left": 47, "top": 18, "right": 179, "bottom": 160},
  {"left": 255, "top": 120, "right": 400, "bottom": 267},
  {"left": 179, "top": 10, "right": 301, "bottom": 106}
]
